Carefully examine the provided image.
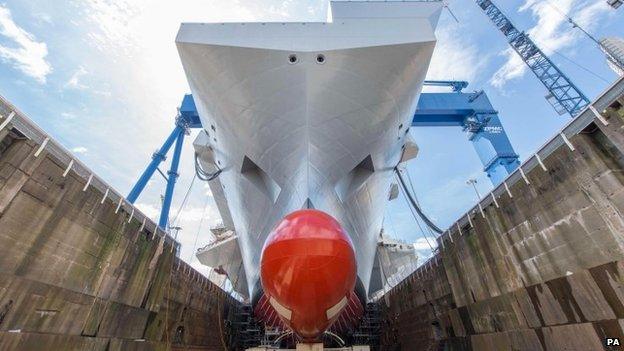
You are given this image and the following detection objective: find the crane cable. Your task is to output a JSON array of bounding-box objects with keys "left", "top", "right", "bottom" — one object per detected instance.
[
  {"left": 404, "top": 166, "right": 439, "bottom": 240},
  {"left": 541, "top": 0, "right": 601, "bottom": 45},
  {"left": 394, "top": 167, "right": 443, "bottom": 234},
  {"left": 525, "top": 0, "right": 612, "bottom": 84},
  {"left": 169, "top": 173, "right": 197, "bottom": 229},
  {"left": 188, "top": 193, "right": 212, "bottom": 264},
  {"left": 395, "top": 174, "right": 436, "bottom": 253}
]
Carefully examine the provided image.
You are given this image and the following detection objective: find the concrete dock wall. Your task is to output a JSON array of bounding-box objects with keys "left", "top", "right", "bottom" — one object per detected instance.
[
  {"left": 0, "top": 125, "right": 234, "bottom": 349},
  {"left": 380, "top": 82, "right": 624, "bottom": 350}
]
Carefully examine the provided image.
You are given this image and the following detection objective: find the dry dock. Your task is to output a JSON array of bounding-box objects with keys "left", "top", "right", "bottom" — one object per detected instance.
[
  {"left": 0, "top": 97, "right": 241, "bottom": 350},
  {"left": 380, "top": 77, "right": 624, "bottom": 350},
  {"left": 0, "top": 76, "right": 623, "bottom": 350}
]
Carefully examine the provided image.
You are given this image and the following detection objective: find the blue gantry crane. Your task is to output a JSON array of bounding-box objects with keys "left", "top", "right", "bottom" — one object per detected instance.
[
  {"left": 126, "top": 95, "right": 201, "bottom": 229},
  {"left": 417, "top": 81, "right": 520, "bottom": 185},
  {"left": 475, "top": 0, "right": 590, "bottom": 117}
]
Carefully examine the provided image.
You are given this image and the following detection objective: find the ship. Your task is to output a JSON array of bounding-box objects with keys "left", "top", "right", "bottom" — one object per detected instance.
[
  {"left": 176, "top": 0, "right": 442, "bottom": 343},
  {"left": 0, "top": 0, "right": 623, "bottom": 350}
]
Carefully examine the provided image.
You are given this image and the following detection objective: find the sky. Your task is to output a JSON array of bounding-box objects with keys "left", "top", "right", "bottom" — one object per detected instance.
[{"left": 0, "top": 0, "right": 621, "bottom": 282}]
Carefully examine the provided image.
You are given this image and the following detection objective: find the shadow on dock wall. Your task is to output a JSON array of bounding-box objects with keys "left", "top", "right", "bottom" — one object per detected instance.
[
  {"left": 0, "top": 131, "right": 237, "bottom": 350},
  {"left": 379, "top": 94, "right": 624, "bottom": 350}
]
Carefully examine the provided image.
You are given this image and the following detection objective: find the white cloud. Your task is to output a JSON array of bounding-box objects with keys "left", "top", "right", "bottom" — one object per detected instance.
[
  {"left": 413, "top": 237, "right": 438, "bottom": 251},
  {"left": 78, "top": 0, "right": 146, "bottom": 56},
  {"left": 490, "top": 48, "right": 526, "bottom": 89},
  {"left": 135, "top": 200, "right": 220, "bottom": 232},
  {"left": 490, "top": 0, "right": 611, "bottom": 88},
  {"left": 71, "top": 146, "right": 88, "bottom": 154},
  {"left": 65, "top": 66, "right": 88, "bottom": 90},
  {"left": 61, "top": 112, "right": 77, "bottom": 119},
  {"left": 427, "top": 25, "right": 483, "bottom": 83},
  {"left": 0, "top": 5, "right": 52, "bottom": 83},
  {"left": 574, "top": 1, "right": 612, "bottom": 28},
  {"left": 33, "top": 12, "right": 52, "bottom": 25},
  {"left": 64, "top": 66, "right": 112, "bottom": 96},
  {"left": 76, "top": 0, "right": 260, "bottom": 56},
  {"left": 135, "top": 202, "right": 160, "bottom": 220},
  {"left": 174, "top": 204, "right": 221, "bottom": 223}
]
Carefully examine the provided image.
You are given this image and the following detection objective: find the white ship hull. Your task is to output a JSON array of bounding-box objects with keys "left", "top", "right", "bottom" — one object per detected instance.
[{"left": 177, "top": 1, "right": 442, "bottom": 302}]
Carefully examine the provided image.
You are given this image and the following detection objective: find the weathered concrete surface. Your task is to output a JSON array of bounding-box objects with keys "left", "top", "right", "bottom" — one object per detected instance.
[
  {"left": 0, "top": 131, "right": 235, "bottom": 350},
  {"left": 380, "top": 94, "right": 624, "bottom": 350}
]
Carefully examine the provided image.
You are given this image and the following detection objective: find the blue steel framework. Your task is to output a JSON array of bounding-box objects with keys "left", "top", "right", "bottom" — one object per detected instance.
[
  {"left": 416, "top": 81, "right": 520, "bottom": 185},
  {"left": 475, "top": 0, "right": 590, "bottom": 117},
  {"left": 126, "top": 95, "right": 201, "bottom": 229},
  {"left": 128, "top": 83, "right": 519, "bottom": 228}
]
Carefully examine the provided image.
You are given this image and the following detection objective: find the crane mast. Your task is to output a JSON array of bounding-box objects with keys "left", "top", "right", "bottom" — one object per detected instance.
[{"left": 475, "top": 0, "right": 590, "bottom": 117}]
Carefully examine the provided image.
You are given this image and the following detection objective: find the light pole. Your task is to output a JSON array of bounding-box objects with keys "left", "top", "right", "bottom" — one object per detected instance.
[{"left": 466, "top": 178, "right": 482, "bottom": 201}]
